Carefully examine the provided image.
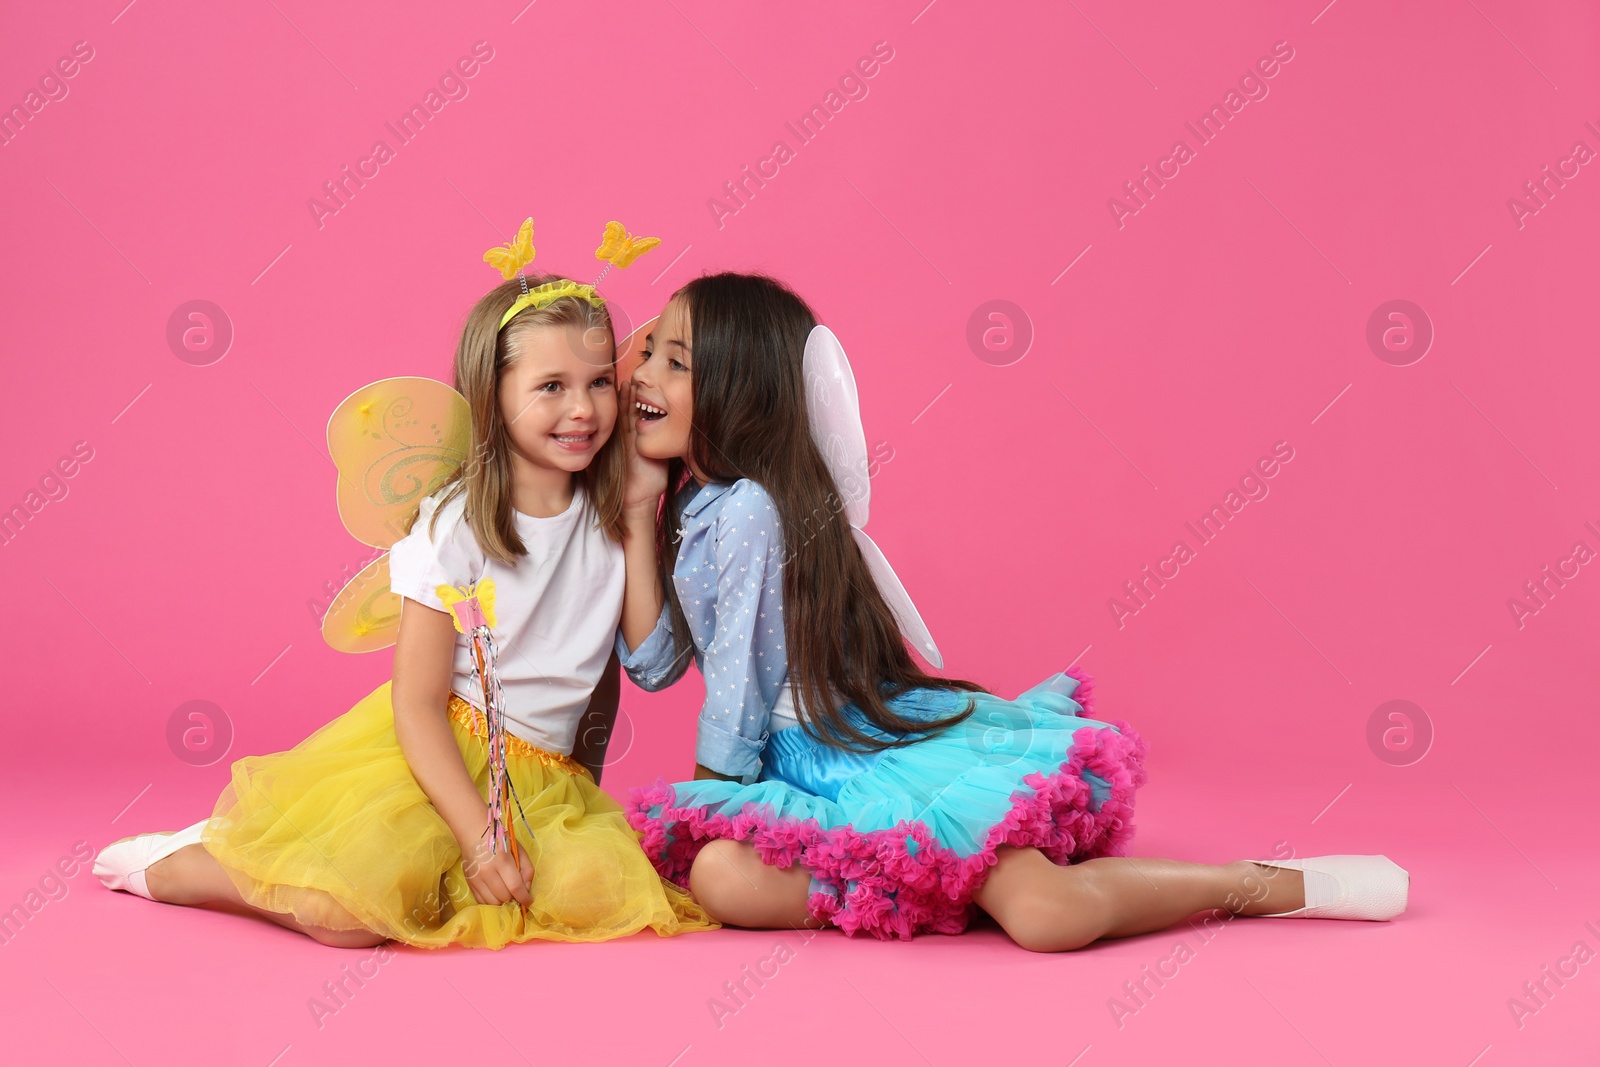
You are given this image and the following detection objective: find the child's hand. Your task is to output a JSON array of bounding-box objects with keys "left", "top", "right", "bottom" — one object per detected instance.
[
  {"left": 619, "top": 379, "right": 668, "bottom": 516},
  {"left": 460, "top": 835, "right": 535, "bottom": 908}
]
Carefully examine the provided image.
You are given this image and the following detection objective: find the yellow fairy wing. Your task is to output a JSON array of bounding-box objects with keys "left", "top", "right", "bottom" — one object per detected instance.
[
  {"left": 328, "top": 377, "right": 471, "bottom": 549},
  {"left": 322, "top": 554, "right": 402, "bottom": 653},
  {"left": 483, "top": 217, "right": 536, "bottom": 279},
  {"left": 617, "top": 314, "right": 659, "bottom": 380},
  {"left": 595, "top": 221, "right": 662, "bottom": 268}
]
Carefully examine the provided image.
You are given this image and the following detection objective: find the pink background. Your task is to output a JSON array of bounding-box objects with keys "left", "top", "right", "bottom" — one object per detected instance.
[{"left": 2, "top": 0, "right": 1597, "bottom": 1063}]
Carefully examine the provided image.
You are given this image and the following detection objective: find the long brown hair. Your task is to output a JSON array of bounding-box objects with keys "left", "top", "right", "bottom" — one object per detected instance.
[
  {"left": 417, "top": 273, "right": 628, "bottom": 562},
  {"left": 658, "top": 272, "right": 985, "bottom": 752}
]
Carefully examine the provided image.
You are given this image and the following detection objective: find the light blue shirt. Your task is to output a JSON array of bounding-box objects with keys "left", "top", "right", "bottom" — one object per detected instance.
[{"left": 615, "top": 478, "right": 789, "bottom": 778}]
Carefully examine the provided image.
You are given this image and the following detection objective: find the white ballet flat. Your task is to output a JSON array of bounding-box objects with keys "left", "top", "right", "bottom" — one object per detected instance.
[
  {"left": 1248, "top": 854, "right": 1409, "bottom": 921},
  {"left": 93, "top": 820, "right": 209, "bottom": 901}
]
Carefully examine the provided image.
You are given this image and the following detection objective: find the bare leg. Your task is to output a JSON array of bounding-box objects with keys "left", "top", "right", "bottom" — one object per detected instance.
[
  {"left": 687, "top": 840, "right": 821, "bottom": 930},
  {"left": 973, "top": 847, "right": 1305, "bottom": 952},
  {"left": 145, "top": 845, "right": 388, "bottom": 949},
  {"left": 685, "top": 840, "right": 1303, "bottom": 952}
]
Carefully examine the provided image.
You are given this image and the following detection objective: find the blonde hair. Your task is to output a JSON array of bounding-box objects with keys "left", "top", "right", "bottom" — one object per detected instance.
[{"left": 415, "top": 273, "right": 627, "bottom": 563}]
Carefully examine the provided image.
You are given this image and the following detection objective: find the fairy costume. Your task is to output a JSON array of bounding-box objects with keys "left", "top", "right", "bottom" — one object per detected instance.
[
  {"left": 619, "top": 327, "right": 1148, "bottom": 941},
  {"left": 199, "top": 220, "right": 715, "bottom": 948}
]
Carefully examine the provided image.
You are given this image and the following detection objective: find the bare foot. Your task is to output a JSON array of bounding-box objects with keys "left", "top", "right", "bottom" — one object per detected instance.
[{"left": 1235, "top": 861, "right": 1306, "bottom": 916}]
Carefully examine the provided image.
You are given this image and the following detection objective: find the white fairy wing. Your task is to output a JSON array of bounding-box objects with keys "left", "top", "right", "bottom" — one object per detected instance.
[
  {"left": 803, "top": 325, "right": 871, "bottom": 527},
  {"left": 851, "top": 528, "right": 944, "bottom": 670},
  {"left": 804, "top": 324, "right": 943, "bottom": 668}
]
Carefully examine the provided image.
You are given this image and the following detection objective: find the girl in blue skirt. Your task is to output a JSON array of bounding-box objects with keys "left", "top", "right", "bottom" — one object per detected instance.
[{"left": 611, "top": 272, "right": 1408, "bottom": 949}]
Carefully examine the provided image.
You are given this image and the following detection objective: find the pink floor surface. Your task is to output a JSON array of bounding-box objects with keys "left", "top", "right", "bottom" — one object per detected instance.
[{"left": 4, "top": 746, "right": 1594, "bottom": 1065}]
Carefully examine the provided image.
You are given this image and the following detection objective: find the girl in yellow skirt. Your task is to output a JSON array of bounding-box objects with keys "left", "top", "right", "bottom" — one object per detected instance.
[{"left": 94, "top": 222, "right": 717, "bottom": 949}]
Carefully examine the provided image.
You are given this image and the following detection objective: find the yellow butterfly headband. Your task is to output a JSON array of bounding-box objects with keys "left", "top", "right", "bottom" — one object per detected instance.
[{"left": 484, "top": 217, "right": 662, "bottom": 332}]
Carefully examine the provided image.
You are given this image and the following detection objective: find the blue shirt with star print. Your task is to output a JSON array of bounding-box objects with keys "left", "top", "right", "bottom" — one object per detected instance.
[{"left": 615, "top": 477, "right": 788, "bottom": 779}]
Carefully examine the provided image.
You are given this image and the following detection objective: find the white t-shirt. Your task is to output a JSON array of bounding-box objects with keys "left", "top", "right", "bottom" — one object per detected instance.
[{"left": 387, "top": 484, "right": 624, "bottom": 756}]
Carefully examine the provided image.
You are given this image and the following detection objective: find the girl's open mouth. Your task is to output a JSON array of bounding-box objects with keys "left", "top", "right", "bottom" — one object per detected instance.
[{"left": 550, "top": 432, "right": 596, "bottom": 451}]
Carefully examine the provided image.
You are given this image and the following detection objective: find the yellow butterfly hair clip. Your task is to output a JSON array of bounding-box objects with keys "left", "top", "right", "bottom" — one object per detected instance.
[
  {"left": 595, "top": 221, "right": 661, "bottom": 270},
  {"left": 483, "top": 218, "right": 536, "bottom": 281},
  {"left": 483, "top": 215, "right": 664, "bottom": 333}
]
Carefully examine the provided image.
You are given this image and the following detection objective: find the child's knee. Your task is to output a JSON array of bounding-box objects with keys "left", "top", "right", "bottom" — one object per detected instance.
[
  {"left": 692, "top": 839, "right": 798, "bottom": 927},
  {"left": 688, "top": 840, "right": 748, "bottom": 922},
  {"left": 689, "top": 840, "right": 813, "bottom": 929},
  {"left": 984, "top": 860, "right": 1106, "bottom": 952}
]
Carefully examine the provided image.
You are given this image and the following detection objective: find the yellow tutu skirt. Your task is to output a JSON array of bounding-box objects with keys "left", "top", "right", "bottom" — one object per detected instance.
[{"left": 200, "top": 681, "right": 717, "bottom": 949}]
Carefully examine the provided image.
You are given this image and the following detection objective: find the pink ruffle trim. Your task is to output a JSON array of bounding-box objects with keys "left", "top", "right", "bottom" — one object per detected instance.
[
  {"left": 1063, "top": 663, "right": 1096, "bottom": 716},
  {"left": 626, "top": 705, "right": 1147, "bottom": 941}
]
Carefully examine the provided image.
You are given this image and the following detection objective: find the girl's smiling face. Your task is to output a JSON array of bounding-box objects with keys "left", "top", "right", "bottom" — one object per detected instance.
[
  {"left": 630, "top": 297, "right": 696, "bottom": 465},
  {"left": 499, "top": 322, "right": 617, "bottom": 473}
]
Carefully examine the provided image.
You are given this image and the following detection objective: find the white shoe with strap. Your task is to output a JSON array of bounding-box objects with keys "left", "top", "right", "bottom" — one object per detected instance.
[
  {"left": 93, "top": 821, "right": 209, "bottom": 901},
  {"left": 1248, "top": 854, "right": 1409, "bottom": 921}
]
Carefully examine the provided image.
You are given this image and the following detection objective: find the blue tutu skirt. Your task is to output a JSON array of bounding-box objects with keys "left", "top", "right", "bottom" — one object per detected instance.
[{"left": 626, "top": 668, "right": 1148, "bottom": 940}]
